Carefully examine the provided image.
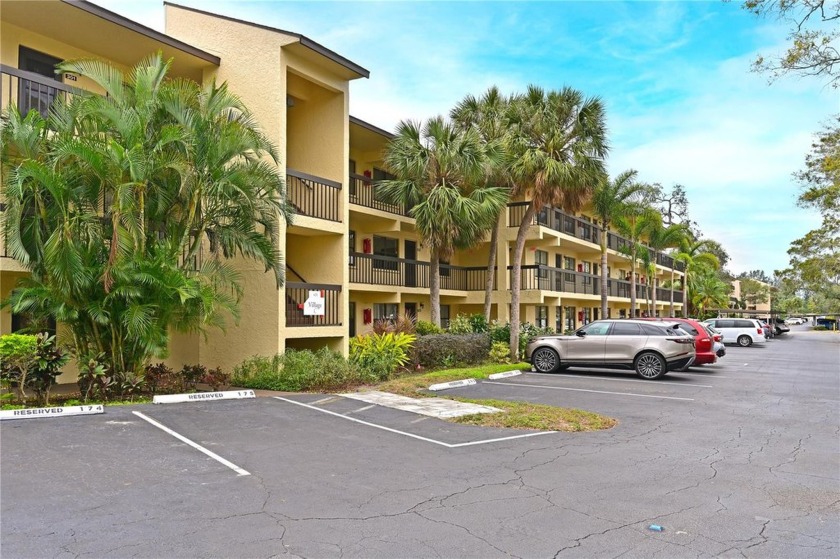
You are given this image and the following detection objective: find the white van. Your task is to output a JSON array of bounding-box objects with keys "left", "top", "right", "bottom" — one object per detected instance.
[{"left": 703, "top": 318, "right": 767, "bottom": 347}]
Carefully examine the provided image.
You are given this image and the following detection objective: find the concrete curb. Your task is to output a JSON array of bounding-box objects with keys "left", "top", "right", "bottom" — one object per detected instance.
[{"left": 428, "top": 378, "right": 477, "bottom": 391}]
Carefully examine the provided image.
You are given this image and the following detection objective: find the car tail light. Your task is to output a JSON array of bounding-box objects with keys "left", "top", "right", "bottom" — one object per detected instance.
[
  {"left": 757, "top": 328, "right": 763, "bottom": 334},
  {"left": 667, "top": 337, "right": 694, "bottom": 345}
]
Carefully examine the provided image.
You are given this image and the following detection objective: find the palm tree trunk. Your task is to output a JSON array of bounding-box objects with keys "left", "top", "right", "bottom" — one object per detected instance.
[
  {"left": 430, "top": 248, "right": 441, "bottom": 328},
  {"left": 630, "top": 247, "right": 637, "bottom": 317},
  {"left": 651, "top": 266, "right": 657, "bottom": 317},
  {"left": 669, "top": 268, "right": 675, "bottom": 316},
  {"left": 682, "top": 269, "right": 689, "bottom": 317},
  {"left": 483, "top": 223, "right": 499, "bottom": 322},
  {"left": 600, "top": 228, "right": 608, "bottom": 319},
  {"left": 510, "top": 202, "right": 536, "bottom": 359}
]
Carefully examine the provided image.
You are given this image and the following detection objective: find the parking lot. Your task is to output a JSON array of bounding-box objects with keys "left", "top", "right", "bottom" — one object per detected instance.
[{"left": 2, "top": 326, "right": 838, "bottom": 558}]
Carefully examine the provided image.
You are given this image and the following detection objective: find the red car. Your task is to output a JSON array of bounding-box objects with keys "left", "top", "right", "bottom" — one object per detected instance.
[{"left": 640, "top": 317, "right": 717, "bottom": 366}]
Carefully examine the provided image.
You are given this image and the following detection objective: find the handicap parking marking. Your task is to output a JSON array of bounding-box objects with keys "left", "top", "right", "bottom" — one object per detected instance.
[
  {"left": 524, "top": 371, "right": 714, "bottom": 388},
  {"left": 272, "top": 396, "right": 556, "bottom": 448},
  {"left": 132, "top": 411, "right": 250, "bottom": 477},
  {"left": 482, "top": 381, "right": 695, "bottom": 401}
]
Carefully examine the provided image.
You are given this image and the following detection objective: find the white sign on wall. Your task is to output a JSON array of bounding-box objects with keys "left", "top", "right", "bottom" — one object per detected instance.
[{"left": 303, "top": 290, "right": 325, "bottom": 316}]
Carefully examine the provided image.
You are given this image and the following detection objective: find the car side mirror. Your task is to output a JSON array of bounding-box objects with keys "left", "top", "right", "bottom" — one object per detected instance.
[{"left": 575, "top": 330, "right": 586, "bottom": 337}]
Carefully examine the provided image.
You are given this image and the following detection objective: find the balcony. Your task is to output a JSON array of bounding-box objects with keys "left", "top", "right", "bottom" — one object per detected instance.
[
  {"left": 349, "top": 253, "right": 487, "bottom": 291},
  {"left": 508, "top": 202, "right": 600, "bottom": 245},
  {"left": 286, "top": 169, "right": 342, "bottom": 222},
  {"left": 514, "top": 265, "right": 683, "bottom": 303},
  {"left": 348, "top": 174, "right": 409, "bottom": 216},
  {"left": 1, "top": 65, "right": 83, "bottom": 119},
  {"left": 285, "top": 283, "right": 342, "bottom": 327}
]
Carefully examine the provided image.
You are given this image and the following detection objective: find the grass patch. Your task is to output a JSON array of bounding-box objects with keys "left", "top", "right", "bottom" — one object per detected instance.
[
  {"left": 452, "top": 398, "right": 617, "bottom": 432},
  {"left": 378, "top": 363, "right": 529, "bottom": 396},
  {"left": 373, "top": 362, "right": 617, "bottom": 433}
]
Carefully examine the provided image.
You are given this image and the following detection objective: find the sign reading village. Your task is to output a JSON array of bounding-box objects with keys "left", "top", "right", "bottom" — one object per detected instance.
[
  {"left": 0, "top": 405, "right": 104, "bottom": 421},
  {"left": 303, "top": 290, "right": 325, "bottom": 316}
]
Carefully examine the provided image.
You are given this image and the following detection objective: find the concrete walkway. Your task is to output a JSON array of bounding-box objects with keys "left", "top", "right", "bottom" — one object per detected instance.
[{"left": 340, "top": 390, "right": 500, "bottom": 419}]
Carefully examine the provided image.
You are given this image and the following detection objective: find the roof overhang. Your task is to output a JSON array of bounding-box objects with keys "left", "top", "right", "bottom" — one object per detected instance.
[
  {"left": 1, "top": 0, "right": 219, "bottom": 79},
  {"left": 164, "top": 2, "right": 369, "bottom": 81}
]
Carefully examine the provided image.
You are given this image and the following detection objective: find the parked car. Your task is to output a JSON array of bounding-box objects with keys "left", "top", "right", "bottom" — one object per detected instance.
[
  {"left": 702, "top": 318, "right": 767, "bottom": 347},
  {"left": 816, "top": 317, "right": 838, "bottom": 329},
  {"left": 640, "top": 317, "right": 717, "bottom": 366},
  {"left": 784, "top": 317, "right": 806, "bottom": 325},
  {"left": 761, "top": 321, "right": 774, "bottom": 339},
  {"left": 773, "top": 318, "right": 790, "bottom": 335},
  {"left": 526, "top": 319, "right": 696, "bottom": 380},
  {"left": 703, "top": 324, "right": 726, "bottom": 358}
]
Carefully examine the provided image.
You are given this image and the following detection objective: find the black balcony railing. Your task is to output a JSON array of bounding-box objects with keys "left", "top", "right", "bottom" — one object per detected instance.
[
  {"left": 349, "top": 253, "right": 487, "bottom": 291},
  {"left": 1, "top": 64, "right": 81, "bottom": 119},
  {"left": 508, "top": 202, "right": 600, "bottom": 245},
  {"left": 286, "top": 169, "right": 342, "bottom": 222},
  {"left": 348, "top": 174, "right": 409, "bottom": 216},
  {"left": 512, "top": 265, "right": 683, "bottom": 303},
  {"left": 285, "top": 283, "right": 342, "bottom": 327}
]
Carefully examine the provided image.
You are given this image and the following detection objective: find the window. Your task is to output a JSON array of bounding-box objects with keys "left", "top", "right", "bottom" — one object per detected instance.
[
  {"left": 536, "top": 250, "right": 548, "bottom": 279},
  {"left": 440, "top": 305, "right": 451, "bottom": 328},
  {"left": 611, "top": 322, "right": 641, "bottom": 335},
  {"left": 564, "top": 306, "right": 576, "bottom": 332},
  {"left": 440, "top": 258, "right": 450, "bottom": 277},
  {"left": 536, "top": 306, "right": 548, "bottom": 328},
  {"left": 18, "top": 46, "right": 62, "bottom": 119},
  {"left": 374, "top": 303, "right": 399, "bottom": 321},
  {"left": 641, "top": 323, "right": 667, "bottom": 336},
  {"left": 735, "top": 320, "right": 755, "bottom": 328},
  {"left": 556, "top": 307, "right": 563, "bottom": 331},
  {"left": 349, "top": 230, "right": 356, "bottom": 266},
  {"left": 583, "top": 262, "right": 591, "bottom": 273},
  {"left": 373, "top": 236, "right": 398, "bottom": 270},
  {"left": 583, "top": 308, "right": 591, "bottom": 324},
  {"left": 372, "top": 168, "right": 395, "bottom": 203},
  {"left": 580, "top": 321, "right": 610, "bottom": 336},
  {"left": 564, "top": 257, "right": 576, "bottom": 271}
]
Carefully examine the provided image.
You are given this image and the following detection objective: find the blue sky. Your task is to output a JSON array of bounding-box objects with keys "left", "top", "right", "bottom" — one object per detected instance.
[{"left": 97, "top": 0, "right": 837, "bottom": 276}]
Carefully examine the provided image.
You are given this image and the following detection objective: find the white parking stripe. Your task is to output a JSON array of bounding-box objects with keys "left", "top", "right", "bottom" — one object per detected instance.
[
  {"left": 133, "top": 411, "right": 250, "bottom": 476},
  {"left": 273, "top": 397, "right": 556, "bottom": 447},
  {"left": 525, "top": 372, "right": 713, "bottom": 388},
  {"left": 482, "top": 381, "right": 694, "bottom": 401},
  {"left": 350, "top": 404, "right": 376, "bottom": 413}
]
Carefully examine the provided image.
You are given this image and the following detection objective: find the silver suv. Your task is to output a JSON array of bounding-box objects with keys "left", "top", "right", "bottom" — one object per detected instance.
[{"left": 526, "top": 319, "right": 696, "bottom": 380}]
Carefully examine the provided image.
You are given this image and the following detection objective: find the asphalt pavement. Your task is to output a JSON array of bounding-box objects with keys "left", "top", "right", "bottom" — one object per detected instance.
[{"left": 1, "top": 325, "right": 838, "bottom": 558}]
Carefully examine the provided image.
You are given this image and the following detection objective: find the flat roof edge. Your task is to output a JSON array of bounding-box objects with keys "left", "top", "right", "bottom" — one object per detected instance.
[
  {"left": 62, "top": 0, "right": 220, "bottom": 65},
  {"left": 350, "top": 115, "right": 394, "bottom": 138},
  {"left": 164, "top": 2, "right": 369, "bottom": 79}
]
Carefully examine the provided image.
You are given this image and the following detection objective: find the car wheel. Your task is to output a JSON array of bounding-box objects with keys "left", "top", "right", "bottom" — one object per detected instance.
[
  {"left": 635, "top": 352, "right": 666, "bottom": 380},
  {"left": 737, "top": 335, "right": 752, "bottom": 347},
  {"left": 532, "top": 347, "right": 560, "bottom": 373}
]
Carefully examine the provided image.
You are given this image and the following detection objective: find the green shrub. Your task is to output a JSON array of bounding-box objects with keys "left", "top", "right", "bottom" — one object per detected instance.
[
  {"left": 447, "top": 314, "right": 474, "bottom": 334},
  {"left": 232, "top": 348, "right": 371, "bottom": 392},
  {"left": 350, "top": 332, "right": 416, "bottom": 380},
  {"left": 416, "top": 320, "right": 444, "bottom": 335},
  {"left": 1, "top": 333, "right": 68, "bottom": 405},
  {"left": 489, "top": 341, "right": 511, "bottom": 364},
  {"left": 372, "top": 314, "right": 417, "bottom": 335},
  {"left": 413, "top": 333, "right": 491, "bottom": 367},
  {"left": 488, "top": 321, "right": 553, "bottom": 359},
  {"left": 27, "top": 333, "right": 69, "bottom": 406},
  {"left": 469, "top": 314, "right": 489, "bottom": 333},
  {"left": 0, "top": 333, "right": 38, "bottom": 401}
]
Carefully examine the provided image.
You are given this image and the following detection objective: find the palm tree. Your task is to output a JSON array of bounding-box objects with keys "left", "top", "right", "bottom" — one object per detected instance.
[
  {"left": 591, "top": 169, "right": 643, "bottom": 319},
  {"left": 644, "top": 220, "right": 689, "bottom": 316},
  {"left": 450, "top": 86, "right": 513, "bottom": 322},
  {"left": 616, "top": 207, "right": 659, "bottom": 317},
  {"left": 1, "top": 54, "right": 290, "bottom": 374},
  {"left": 690, "top": 268, "right": 730, "bottom": 317},
  {"left": 378, "top": 117, "right": 508, "bottom": 327},
  {"left": 675, "top": 237, "right": 721, "bottom": 316},
  {"left": 506, "top": 85, "right": 608, "bottom": 357}
]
